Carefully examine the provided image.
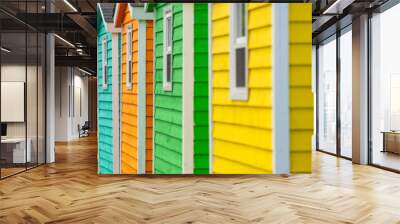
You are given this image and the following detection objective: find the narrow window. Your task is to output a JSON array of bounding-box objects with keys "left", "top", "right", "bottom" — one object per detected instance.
[
  {"left": 126, "top": 25, "right": 133, "bottom": 90},
  {"left": 102, "top": 36, "right": 108, "bottom": 89},
  {"left": 230, "top": 3, "right": 248, "bottom": 100},
  {"left": 163, "top": 9, "right": 172, "bottom": 91}
]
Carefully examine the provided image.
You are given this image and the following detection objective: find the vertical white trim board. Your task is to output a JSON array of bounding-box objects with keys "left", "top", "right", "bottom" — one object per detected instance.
[
  {"left": 112, "top": 33, "right": 121, "bottom": 174},
  {"left": 182, "top": 4, "right": 194, "bottom": 174},
  {"left": 152, "top": 12, "right": 156, "bottom": 174},
  {"left": 208, "top": 3, "right": 213, "bottom": 174},
  {"left": 119, "top": 31, "right": 123, "bottom": 174},
  {"left": 272, "top": 4, "right": 290, "bottom": 174},
  {"left": 137, "top": 20, "right": 147, "bottom": 174}
]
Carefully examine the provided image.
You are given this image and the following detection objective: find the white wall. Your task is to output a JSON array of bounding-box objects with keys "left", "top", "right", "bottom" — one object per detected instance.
[{"left": 54, "top": 67, "right": 89, "bottom": 141}]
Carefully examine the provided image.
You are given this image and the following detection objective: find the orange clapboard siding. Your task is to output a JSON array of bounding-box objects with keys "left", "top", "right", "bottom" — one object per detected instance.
[
  {"left": 145, "top": 20, "right": 154, "bottom": 174},
  {"left": 121, "top": 5, "right": 139, "bottom": 174}
]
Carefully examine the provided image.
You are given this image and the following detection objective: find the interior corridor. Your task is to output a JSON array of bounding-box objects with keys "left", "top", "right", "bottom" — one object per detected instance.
[{"left": 0, "top": 135, "right": 399, "bottom": 223}]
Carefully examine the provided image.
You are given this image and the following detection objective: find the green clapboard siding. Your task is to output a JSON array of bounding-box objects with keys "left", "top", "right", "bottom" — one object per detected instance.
[
  {"left": 193, "top": 3, "right": 209, "bottom": 174},
  {"left": 154, "top": 3, "right": 183, "bottom": 174},
  {"left": 97, "top": 9, "right": 113, "bottom": 174},
  {"left": 153, "top": 3, "right": 209, "bottom": 174}
]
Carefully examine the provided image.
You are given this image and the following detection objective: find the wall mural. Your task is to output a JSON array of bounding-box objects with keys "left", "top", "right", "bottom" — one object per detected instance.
[{"left": 97, "top": 3, "right": 313, "bottom": 175}]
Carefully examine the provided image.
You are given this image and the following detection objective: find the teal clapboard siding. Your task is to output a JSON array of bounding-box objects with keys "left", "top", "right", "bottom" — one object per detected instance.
[
  {"left": 193, "top": 3, "right": 209, "bottom": 174},
  {"left": 154, "top": 3, "right": 184, "bottom": 174},
  {"left": 97, "top": 9, "right": 114, "bottom": 174}
]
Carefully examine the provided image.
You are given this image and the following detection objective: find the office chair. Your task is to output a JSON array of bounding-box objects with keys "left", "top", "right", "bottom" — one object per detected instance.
[{"left": 79, "top": 121, "right": 90, "bottom": 138}]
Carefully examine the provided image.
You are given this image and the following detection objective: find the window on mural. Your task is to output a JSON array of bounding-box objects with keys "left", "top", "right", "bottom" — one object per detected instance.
[
  {"left": 164, "top": 9, "right": 172, "bottom": 91},
  {"left": 126, "top": 25, "right": 132, "bottom": 90},
  {"left": 102, "top": 36, "right": 108, "bottom": 89},
  {"left": 230, "top": 3, "right": 248, "bottom": 100}
]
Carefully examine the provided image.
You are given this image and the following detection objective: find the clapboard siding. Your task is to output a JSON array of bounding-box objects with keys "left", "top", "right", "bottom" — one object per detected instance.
[
  {"left": 193, "top": 3, "right": 209, "bottom": 174},
  {"left": 288, "top": 4, "right": 313, "bottom": 173},
  {"left": 145, "top": 20, "right": 154, "bottom": 174},
  {"left": 121, "top": 6, "right": 139, "bottom": 174},
  {"left": 97, "top": 10, "right": 114, "bottom": 174},
  {"left": 154, "top": 3, "right": 183, "bottom": 174},
  {"left": 212, "top": 3, "right": 273, "bottom": 174}
]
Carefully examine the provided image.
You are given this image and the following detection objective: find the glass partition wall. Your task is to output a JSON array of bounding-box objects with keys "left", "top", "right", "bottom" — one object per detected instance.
[
  {"left": 370, "top": 3, "right": 400, "bottom": 171},
  {"left": 0, "top": 1, "right": 47, "bottom": 179},
  {"left": 316, "top": 26, "right": 352, "bottom": 159}
]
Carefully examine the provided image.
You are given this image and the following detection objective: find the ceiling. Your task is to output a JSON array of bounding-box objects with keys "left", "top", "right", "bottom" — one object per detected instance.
[
  {"left": 0, "top": 0, "right": 118, "bottom": 75},
  {"left": 312, "top": 0, "right": 390, "bottom": 43}
]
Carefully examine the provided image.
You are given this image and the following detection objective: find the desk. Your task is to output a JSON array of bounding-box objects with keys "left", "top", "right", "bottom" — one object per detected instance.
[
  {"left": 1, "top": 138, "right": 31, "bottom": 163},
  {"left": 382, "top": 131, "right": 400, "bottom": 154}
]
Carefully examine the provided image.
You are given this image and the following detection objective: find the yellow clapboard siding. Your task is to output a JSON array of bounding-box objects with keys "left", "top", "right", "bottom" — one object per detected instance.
[
  {"left": 248, "top": 47, "right": 272, "bottom": 68},
  {"left": 213, "top": 68, "right": 272, "bottom": 88},
  {"left": 212, "top": 4, "right": 229, "bottom": 20},
  {"left": 289, "top": 44, "right": 312, "bottom": 65},
  {"left": 288, "top": 3, "right": 313, "bottom": 173},
  {"left": 212, "top": 19, "right": 229, "bottom": 38},
  {"left": 290, "top": 66, "right": 312, "bottom": 87},
  {"left": 248, "top": 27, "right": 272, "bottom": 49},
  {"left": 289, "top": 3, "right": 312, "bottom": 21},
  {"left": 211, "top": 3, "right": 273, "bottom": 173},
  {"left": 290, "top": 131, "right": 313, "bottom": 151},
  {"left": 213, "top": 105, "right": 272, "bottom": 129},
  {"left": 213, "top": 140, "right": 272, "bottom": 173},
  {"left": 290, "top": 109, "right": 314, "bottom": 130},
  {"left": 289, "top": 23, "right": 311, "bottom": 43},
  {"left": 213, "top": 88, "right": 272, "bottom": 107},
  {"left": 213, "top": 156, "right": 271, "bottom": 174},
  {"left": 290, "top": 152, "right": 312, "bottom": 173},
  {"left": 213, "top": 122, "right": 272, "bottom": 149},
  {"left": 248, "top": 4, "right": 272, "bottom": 30},
  {"left": 289, "top": 88, "right": 313, "bottom": 108}
]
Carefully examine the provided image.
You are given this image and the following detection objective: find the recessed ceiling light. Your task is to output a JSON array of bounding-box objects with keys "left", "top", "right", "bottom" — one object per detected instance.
[
  {"left": 1, "top": 47, "right": 11, "bottom": 53},
  {"left": 54, "top": 34, "right": 75, "bottom": 48},
  {"left": 78, "top": 67, "right": 93, "bottom": 76},
  {"left": 63, "top": 0, "right": 78, "bottom": 12}
]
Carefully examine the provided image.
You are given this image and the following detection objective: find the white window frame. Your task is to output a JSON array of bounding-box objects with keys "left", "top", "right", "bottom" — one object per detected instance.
[
  {"left": 126, "top": 24, "right": 133, "bottom": 90},
  {"left": 229, "top": 3, "right": 248, "bottom": 101},
  {"left": 163, "top": 8, "right": 173, "bottom": 91},
  {"left": 102, "top": 36, "right": 108, "bottom": 89}
]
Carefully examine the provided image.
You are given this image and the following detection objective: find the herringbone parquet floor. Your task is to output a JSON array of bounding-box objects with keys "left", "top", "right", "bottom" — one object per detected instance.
[{"left": 1, "top": 135, "right": 400, "bottom": 224}]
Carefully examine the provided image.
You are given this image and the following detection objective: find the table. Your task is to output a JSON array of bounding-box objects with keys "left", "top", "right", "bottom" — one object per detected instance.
[
  {"left": 1, "top": 138, "right": 31, "bottom": 164},
  {"left": 381, "top": 131, "right": 400, "bottom": 154}
]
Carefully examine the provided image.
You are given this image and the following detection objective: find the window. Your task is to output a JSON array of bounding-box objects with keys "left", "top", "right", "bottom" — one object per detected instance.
[
  {"left": 339, "top": 28, "right": 352, "bottom": 158},
  {"left": 230, "top": 3, "right": 248, "bottom": 100},
  {"left": 370, "top": 4, "right": 400, "bottom": 171},
  {"left": 163, "top": 8, "right": 172, "bottom": 91},
  {"left": 102, "top": 36, "right": 108, "bottom": 89},
  {"left": 126, "top": 25, "right": 132, "bottom": 90},
  {"left": 317, "top": 36, "right": 337, "bottom": 155}
]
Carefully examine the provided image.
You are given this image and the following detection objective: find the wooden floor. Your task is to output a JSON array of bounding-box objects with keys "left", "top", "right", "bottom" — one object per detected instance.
[{"left": 1, "top": 135, "right": 400, "bottom": 223}]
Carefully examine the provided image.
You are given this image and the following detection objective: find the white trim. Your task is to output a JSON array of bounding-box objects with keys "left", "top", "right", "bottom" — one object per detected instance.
[
  {"left": 137, "top": 21, "right": 147, "bottom": 174},
  {"left": 119, "top": 32, "right": 123, "bottom": 174},
  {"left": 182, "top": 4, "right": 194, "bottom": 174},
  {"left": 163, "top": 8, "right": 173, "bottom": 91},
  {"left": 102, "top": 36, "right": 108, "bottom": 89},
  {"left": 129, "top": 5, "right": 154, "bottom": 20},
  {"left": 126, "top": 25, "right": 133, "bottom": 90},
  {"left": 272, "top": 4, "right": 290, "bottom": 174},
  {"left": 152, "top": 12, "right": 156, "bottom": 174},
  {"left": 208, "top": 3, "right": 213, "bottom": 174},
  {"left": 229, "top": 3, "right": 248, "bottom": 101},
  {"left": 106, "top": 24, "right": 122, "bottom": 34},
  {"left": 112, "top": 33, "right": 121, "bottom": 174}
]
